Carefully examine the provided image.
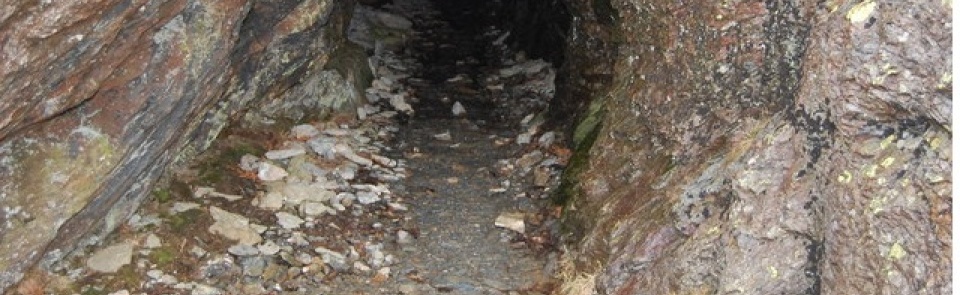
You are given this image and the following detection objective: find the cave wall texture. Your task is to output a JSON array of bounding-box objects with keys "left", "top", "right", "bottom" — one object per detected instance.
[
  {"left": 0, "top": 0, "right": 366, "bottom": 290},
  {"left": 558, "top": 0, "right": 952, "bottom": 294}
]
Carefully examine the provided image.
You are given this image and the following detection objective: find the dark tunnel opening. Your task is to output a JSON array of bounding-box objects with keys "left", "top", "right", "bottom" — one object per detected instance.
[{"left": 428, "top": 0, "right": 572, "bottom": 66}]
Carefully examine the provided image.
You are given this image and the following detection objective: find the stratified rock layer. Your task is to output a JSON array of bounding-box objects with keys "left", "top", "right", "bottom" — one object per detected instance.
[
  {"left": 0, "top": 0, "right": 365, "bottom": 290},
  {"left": 559, "top": 0, "right": 950, "bottom": 294}
]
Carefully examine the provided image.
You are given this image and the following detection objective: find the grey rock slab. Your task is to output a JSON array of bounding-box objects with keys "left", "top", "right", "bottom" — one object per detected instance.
[
  {"left": 515, "top": 132, "right": 532, "bottom": 145},
  {"left": 194, "top": 186, "right": 243, "bottom": 202},
  {"left": 388, "top": 202, "right": 408, "bottom": 211},
  {"left": 257, "top": 162, "right": 289, "bottom": 182},
  {"left": 144, "top": 233, "right": 162, "bottom": 249},
  {"left": 240, "top": 256, "right": 268, "bottom": 277},
  {"left": 335, "top": 143, "right": 374, "bottom": 166},
  {"left": 301, "top": 202, "right": 336, "bottom": 217},
  {"left": 356, "top": 191, "right": 380, "bottom": 205},
  {"left": 353, "top": 261, "right": 372, "bottom": 273},
  {"left": 494, "top": 212, "right": 526, "bottom": 234},
  {"left": 264, "top": 148, "right": 307, "bottom": 160},
  {"left": 516, "top": 150, "right": 544, "bottom": 172},
  {"left": 208, "top": 206, "right": 263, "bottom": 245},
  {"left": 127, "top": 214, "right": 163, "bottom": 229},
  {"left": 538, "top": 131, "right": 556, "bottom": 148},
  {"left": 314, "top": 246, "right": 349, "bottom": 271},
  {"left": 308, "top": 137, "right": 337, "bottom": 159},
  {"left": 147, "top": 269, "right": 179, "bottom": 285},
  {"left": 258, "top": 240, "right": 281, "bottom": 256},
  {"left": 452, "top": 101, "right": 466, "bottom": 116},
  {"left": 352, "top": 183, "right": 390, "bottom": 195},
  {"left": 377, "top": 266, "right": 391, "bottom": 278},
  {"left": 199, "top": 255, "right": 240, "bottom": 280},
  {"left": 290, "top": 124, "right": 320, "bottom": 139},
  {"left": 239, "top": 154, "right": 260, "bottom": 172},
  {"left": 433, "top": 131, "right": 452, "bottom": 141},
  {"left": 256, "top": 191, "right": 284, "bottom": 211},
  {"left": 86, "top": 242, "right": 134, "bottom": 273},
  {"left": 389, "top": 94, "right": 414, "bottom": 114},
  {"left": 323, "top": 128, "right": 352, "bottom": 137},
  {"left": 191, "top": 245, "right": 208, "bottom": 258},
  {"left": 191, "top": 284, "right": 223, "bottom": 295},
  {"left": 371, "top": 154, "right": 398, "bottom": 167},
  {"left": 275, "top": 212, "right": 304, "bottom": 229},
  {"left": 335, "top": 164, "right": 358, "bottom": 180},
  {"left": 170, "top": 202, "right": 201, "bottom": 214},
  {"left": 283, "top": 183, "right": 335, "bottom": 205},
  {"left": 373, "top": 10, "right": 413, "bottom": 30},
  {"left": 397, "top": 230, "right": 414, "bottom": 244},
  {"left": 398, "top": 284, "right": 426, "bottom": 294},
  {"left": 227, "top": 244, "right": 260, "bottom": 256},
  {"left": 147, "top": 269, "right": 164, "bottom": 280},
  {"left": 533, "top": 167, "right": 551, "bottom": 187}
]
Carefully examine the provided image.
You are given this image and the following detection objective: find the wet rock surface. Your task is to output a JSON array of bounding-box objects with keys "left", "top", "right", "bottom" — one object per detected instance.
[{"left": 11, "top": 0, "right": 566, "bottom": 294}]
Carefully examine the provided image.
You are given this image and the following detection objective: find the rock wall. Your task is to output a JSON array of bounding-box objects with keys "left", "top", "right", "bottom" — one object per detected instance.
[
  {"left": 558, "top": 0, "right": 951, "bottom": 294},
  {"left": 0, "top": 0, "right": 366, "bottom": 290}
]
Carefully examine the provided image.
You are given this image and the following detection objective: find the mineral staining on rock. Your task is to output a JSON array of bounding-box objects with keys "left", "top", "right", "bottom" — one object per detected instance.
[
  {"left": 558, "top": 0, "right": 951, "bottom": 293},
  {"left": 0, "top": 0, "right": 362, "bottom": 289}
]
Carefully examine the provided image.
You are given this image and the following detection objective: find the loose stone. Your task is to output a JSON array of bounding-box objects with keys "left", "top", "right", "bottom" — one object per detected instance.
[
  {"left": 275, "top": 212, "right": 305, "bottom": 229},
  {"left": 257, "top": 162, "right": 289, "bottom": 182},
  {"left": 208, "top": 206, "right": 263, "bottom": 245},
  {"left": 265, "top": 148, "right": 307, "bottom": 160},
  {"left": 86, "top": 242, "right": 134, "bottom": 273},
  {"left": 227, "top": 244, "right": 260, "bottom": 257},
  {"left": 494, "top": 212, "right": 526, "bottom": 234},
  {"left": 452, "top": 101, "right": 466, "bottom": 116}
]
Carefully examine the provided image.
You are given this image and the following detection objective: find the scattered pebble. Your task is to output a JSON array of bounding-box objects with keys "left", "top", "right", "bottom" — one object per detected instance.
[
  {"left": 397, "top": 230, "right": 414, "bottom": 244},
  {"left": 434, "top": 131, "right": 452, "bottom": 141},
  {"left": 452, "top": 101, "right": 466, "bottom": 116}
]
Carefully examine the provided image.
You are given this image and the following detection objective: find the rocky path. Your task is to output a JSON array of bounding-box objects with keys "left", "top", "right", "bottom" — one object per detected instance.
[
  {"left": 331, "top": 0, "right": 562, "bottom": 293},
  {"left": 14, "top": 1, "right": 568, "bottom": 295}
]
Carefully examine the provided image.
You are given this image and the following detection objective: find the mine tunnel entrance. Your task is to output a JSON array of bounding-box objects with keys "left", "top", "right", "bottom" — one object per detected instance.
[
  {"left": 4, "top": 0, "right": 951, "bottom": 292},
  {"left": 35, "top": 0, "right": 580, "bottom": 294}
]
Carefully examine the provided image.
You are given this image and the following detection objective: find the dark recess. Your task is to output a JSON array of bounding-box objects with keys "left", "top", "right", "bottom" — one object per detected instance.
[{"left": 428, "top": 0, "right": 571, "bottom": 66}]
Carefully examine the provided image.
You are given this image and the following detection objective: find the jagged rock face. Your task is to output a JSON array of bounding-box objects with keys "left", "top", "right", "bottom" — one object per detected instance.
[
  {"left": 560, "top": 0, "right": 950, "bottom": 294},
  {"left": 0, "top": 0, "right": 363, "bottom": 290}
]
